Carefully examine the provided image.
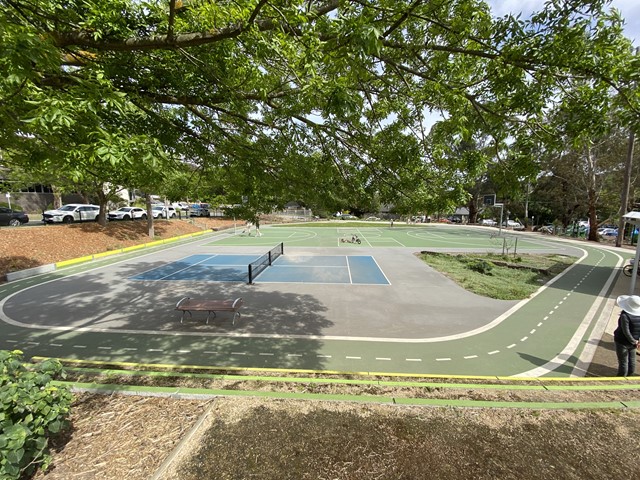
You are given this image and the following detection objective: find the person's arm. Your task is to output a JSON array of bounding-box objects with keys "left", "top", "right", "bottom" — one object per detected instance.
[{"left": 619, "top": 312, "right": 639, "bottom": 345}]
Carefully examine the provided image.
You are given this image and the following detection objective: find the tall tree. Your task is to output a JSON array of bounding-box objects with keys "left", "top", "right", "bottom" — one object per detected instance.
[{"left": 1, "top": 0, "right": 637, "bottom": 215}]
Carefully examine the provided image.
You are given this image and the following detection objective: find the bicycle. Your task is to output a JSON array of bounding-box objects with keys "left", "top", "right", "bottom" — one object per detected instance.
[
  {"left": 623, "top": 260, "right": 640, "bottom": 277},
  {"left": 340, "top": 234, "right": 362, "bottom": 244}
]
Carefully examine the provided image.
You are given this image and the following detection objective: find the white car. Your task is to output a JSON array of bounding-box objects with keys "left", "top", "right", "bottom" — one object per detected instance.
[
  {"left": 503, "top": 220, "right": 525, "bottom": 230},
  {"left": 43, "top": 204, "right": 100, "bottom": 223},
  {"left": 108, "top": 207, "right": 147, "bottom": 221},
  {"left": 481, "top": 219, "right": 497, "bottom": 226},
  {"left": 151, "top": 205, "right": 177, "bottom": 219}
]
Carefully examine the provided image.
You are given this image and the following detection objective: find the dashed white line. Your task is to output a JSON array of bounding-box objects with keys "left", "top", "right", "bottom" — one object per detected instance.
[
  {"left": 147, "top": 349, "right": 163, "bottom": 352},
  {"left": 436, "top": 358, "right": 451, "bottom": 361},
  {"left": 287, "top": 354, "right": 303, "bottom": 357},
  {"left": 73, "top": 345, "right": 87, "bottom": 349},
  {"left": 317, "top": 354, "right": 332, "bottom": 358},
  {"left": 98, "top": 346, "right": 112, "bottom": 350},
  {"left": 406, "top": 358, "right": 422, "bottom": 362},
  {"left": 375, "top": 357, "right": 391, "bottom": 361},
  {"left": 543, "top": 316, "right": 549, "bottom": 321},
  {"left": 230, "top": 352, "right": 246, "bottom": 355},
  {"left": 537, "top": 322, "right": 543, "bottom": 327},
  {"left": 122, "top": 348, "right": 137, "bottom": 351},
  {"left": 520, "top": 336, "right": 528, "bottom": 342},
  {"left": 5, "top": 340, "right": 17, "bottom": 343},
  {"left": 259, "top": 353, "right": 274, "bottom": 356},
  {"left": 464, "top": 355, "right": 478, "bottom": 359},
  {"left": 488, "top": 350, "right": 500, "bottom": 355},
  {"left": 507, "top": 344, "right": 516, "bottom": 349},
  {"left": 554, "top": 305, "right": 559, "bottom": 310},
  {"left": 346, "top": 356, "right": 361, "bottom": 360},
  {"left": 530, "top": 329, "right": 536, "bottom": 334},
  {"left": 49, "top": 343, "right": 63, "bottom": 347},
  {"left": 203, "top": 351, "right": 218, "bottom": 354}
]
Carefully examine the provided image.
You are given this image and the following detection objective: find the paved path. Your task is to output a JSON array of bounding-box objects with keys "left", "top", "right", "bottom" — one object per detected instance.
[{"left": 0, "top": 227, "right": 631, "bottom": 377}]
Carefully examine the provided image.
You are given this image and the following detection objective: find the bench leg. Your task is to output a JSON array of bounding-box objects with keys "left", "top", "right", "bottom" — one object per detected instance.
[
  {"left": 180, "top": 310, "right": 193, "bottom": 324},
  {"left": 232, "top": 311, "right": 240, "bottom": 326},
  {"left": 206, "top": 311, "right": 217, "bottom": 325}
]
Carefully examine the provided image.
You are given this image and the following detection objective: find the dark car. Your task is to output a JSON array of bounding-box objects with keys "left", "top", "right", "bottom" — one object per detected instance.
[{"left": 0, "top": 207, "right": 29, "bottom": 226}]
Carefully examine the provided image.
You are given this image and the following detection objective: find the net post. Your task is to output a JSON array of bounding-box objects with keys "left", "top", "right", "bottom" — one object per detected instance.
[{"left": 248, "top": 264, "right": 253, "bottom": 284}]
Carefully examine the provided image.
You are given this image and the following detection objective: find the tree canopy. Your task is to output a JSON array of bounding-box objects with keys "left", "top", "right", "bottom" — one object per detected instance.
[{"left": 1, "top": 0, "right": 638, "bottom": 218}]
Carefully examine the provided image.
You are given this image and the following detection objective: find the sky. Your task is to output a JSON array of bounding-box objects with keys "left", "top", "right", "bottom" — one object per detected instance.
[{"left": 488, "top": 0, "right": 640, "bottom": 45}]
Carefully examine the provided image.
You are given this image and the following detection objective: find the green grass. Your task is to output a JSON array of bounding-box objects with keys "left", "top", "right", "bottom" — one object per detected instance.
[{"left": 418, "top": 252, "right": 575, "bottom": 300}]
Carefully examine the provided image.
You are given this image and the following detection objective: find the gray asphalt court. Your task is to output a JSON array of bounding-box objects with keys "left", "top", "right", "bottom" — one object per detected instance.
[{"left": 1, "top": 230, "right": 579, "bottom": 340}]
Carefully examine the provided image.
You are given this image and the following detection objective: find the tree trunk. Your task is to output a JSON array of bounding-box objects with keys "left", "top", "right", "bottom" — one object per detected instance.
[
  {"left": 585, "top": 145, "right": 599, "bottom": 242},
  {"left": 96, "top": 190, "right": 108, "bottom": 227},
  {"left": 146, "top": 195, "right": 154, "bottom": 238}
]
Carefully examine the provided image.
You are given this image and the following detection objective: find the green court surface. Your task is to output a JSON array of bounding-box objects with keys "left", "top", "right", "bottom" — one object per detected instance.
[
  {"left": 0, "top": 224, "right": 628, "bottom": 378},
  {"left": 208, "top": 223, "right": 550, "bottom": 250}
]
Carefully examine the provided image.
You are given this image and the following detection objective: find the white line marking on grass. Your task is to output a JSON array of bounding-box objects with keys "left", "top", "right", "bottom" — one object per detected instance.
[
  {"left": 259, "top": 353, "right": 274, "bottom": 356},
  {"left": 73, "top": 345, "right": 86, "bottom": 348},
  {"left": 147, "top": 349, "right": 163, "bottom": 352},
  {"left": 521, "top": 336, "right": 528, "bottom": 342},
  {"left": 122, "top": 348, "right": 137, "bottom": 351},
  {"left": 537, "top": 322, "right": 543, "bottom": 327},
  {"left": 464, "top": 355, "right": 478, "bottom": 359},
  {"left": 49, "top": 343, "right": 63, "bottom": 347},
  {"left": 406, "top": 358, "right": 422, "bottom": 362},
  {"left": 375, "top": 357, "right": 391, "bottom": 361},
  {"left": 287, "top": 354, "right": 303, "bottom": 357},
  {"left": 436, "top": 358, "right": 451, "bottom": 361},
  {"left": 27, "top": 341, "right": 39, "bottom": 345},
  {"left": 507, "top": 344, "right": 516, "bottom": 349},
  {"left": 530, "top": 329, "right": 536, "bottom": 334},
  {"left": 543, "top": 316, "right": 549, "bottom": 321},
  {"left": 346, "top": 356, "right": 361, "bottom": 360},
  {"left": 317, "top": 354, "right": 332, "bottom": 358},
  {"left": 5, "top": 340, "right": 17, "bottom": 343},
  {"left": 230, "top": 352, "right": 246, "bottom": 355},
  {"left": 488, "top": 350, "right": 500, "bottom": 355},
  {"left": 98, "top": 346, "right": 112, "bottom": 350}
]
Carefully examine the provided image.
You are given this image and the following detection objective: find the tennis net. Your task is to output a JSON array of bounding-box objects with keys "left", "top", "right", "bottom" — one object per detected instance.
[{"left": 248, "top": 243, "right": 284, "bottom": 284}]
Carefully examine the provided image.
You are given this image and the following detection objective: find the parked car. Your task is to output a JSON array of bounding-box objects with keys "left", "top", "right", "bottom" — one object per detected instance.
[
  {"left": 0, "top": 207, "right": 29, "bottom": 227},
  {"left": 502, "top": 220, "right": 525, "bottom": 230},
  {"left": 189, "top": 203, "right": 210, "bottom": 217},
  {"left": 172, "top": 202, "right": 190, "bottom": 212},
  {"left": 598, "top": 227, "right": 618, "bottom": 237},
  {"left": 481, "top": 219, "right": 497, "bottom": 226},
  {"left": 108, "top": 206, "right": 147, "bottom": 221},
  {"left": 43, "top": 204, "right": 100, "bottom": 223},
  {"left": 151, "top": 205, "right": 177, "bottom": 219},
  {"left": 365, "top": 216, "right": 381, "bottom": 221},
  {"left": 340, "top": 214, "right": 358, "bottom": 220}
]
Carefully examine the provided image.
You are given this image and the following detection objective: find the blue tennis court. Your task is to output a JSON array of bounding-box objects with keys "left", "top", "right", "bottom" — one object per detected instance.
[{"left": 130, "top": 254, "right": 389, "bottom": 285}]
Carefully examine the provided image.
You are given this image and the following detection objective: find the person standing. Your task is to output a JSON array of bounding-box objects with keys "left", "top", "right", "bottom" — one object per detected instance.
[{"left": 614, "top": 295, "right": 640, "bottom": 377}]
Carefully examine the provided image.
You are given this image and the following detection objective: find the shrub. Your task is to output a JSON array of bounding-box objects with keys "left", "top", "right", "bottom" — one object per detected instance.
[
  {"left": 0, "top": 350, "right": 72, "bottom": 479},
  {"left": 467, "top": 259, "right": 494, "bottom": 275}
]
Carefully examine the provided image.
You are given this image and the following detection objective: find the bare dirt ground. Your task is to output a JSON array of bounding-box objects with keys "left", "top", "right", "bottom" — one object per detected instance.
[{"left": 1, "top": 221, "right": 638, "bottom": 479}]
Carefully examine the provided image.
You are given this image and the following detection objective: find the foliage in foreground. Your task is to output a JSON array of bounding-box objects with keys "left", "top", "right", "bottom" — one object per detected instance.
[
  {"left": 418, "top": 252, "right": 575, "bottom": 300},
  {"left": 0, "top": 350, "right": 72, "bottom": 479}
]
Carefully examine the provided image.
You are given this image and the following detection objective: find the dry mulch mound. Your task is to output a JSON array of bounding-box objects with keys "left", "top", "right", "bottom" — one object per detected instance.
[{"left": 0, "top": 218, "right": 235, "bottom": 281}]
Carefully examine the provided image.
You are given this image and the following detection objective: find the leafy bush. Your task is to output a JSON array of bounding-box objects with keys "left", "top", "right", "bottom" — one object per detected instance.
[
  {"left": 0, "top": 350, "right": 72, "bottom": 479},
  {"left": 466, "top": 259, "right": 494, "bottom": 275}
]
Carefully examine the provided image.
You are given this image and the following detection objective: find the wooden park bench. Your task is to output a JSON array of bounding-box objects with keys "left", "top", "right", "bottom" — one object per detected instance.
[{"left": 175, "top": 296, "right": 244, "bottom": 325}]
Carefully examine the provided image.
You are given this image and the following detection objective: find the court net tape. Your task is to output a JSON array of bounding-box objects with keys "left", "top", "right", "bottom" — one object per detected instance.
[{"left": 248, "top": 243, "right": 284, "bottom": 284}]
